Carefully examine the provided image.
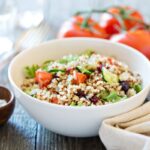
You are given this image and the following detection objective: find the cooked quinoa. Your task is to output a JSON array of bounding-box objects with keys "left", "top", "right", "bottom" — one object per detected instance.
[{"left": 21, "top": 50, "right": 142, "bottom": 106}]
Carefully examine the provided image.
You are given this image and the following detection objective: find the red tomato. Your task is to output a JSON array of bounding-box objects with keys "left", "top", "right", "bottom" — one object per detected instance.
[
  {"left": 35, "top": 71, "right": 53, "bottom": 88},
  {"left": 99, "top": 6, "right": 144, "bottom": 36},
  {"left": 50, "top": 97, "right": 59, "bottom": 104},
  {"left": 110, "top": 30, "right": 150, "bottom": 59},
  {"left": 58, "top": 16, "right": 108, "bottom": 38},
  {"left": 73, "top": 71, "right": 87, "bottom": 84}
]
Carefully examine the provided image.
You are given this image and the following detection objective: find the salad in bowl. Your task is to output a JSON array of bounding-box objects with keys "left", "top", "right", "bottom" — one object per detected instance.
[
  {"left": 22, "top": 50, "right": 142, "bottom": 106},
  {"left": 8, "top": 38, "right": 150, "bottom": 137}
]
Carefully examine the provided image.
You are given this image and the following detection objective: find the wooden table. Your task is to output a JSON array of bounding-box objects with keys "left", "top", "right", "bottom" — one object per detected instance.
[{"left": 0, "top": 102, "right": 105, "bottom": 150}]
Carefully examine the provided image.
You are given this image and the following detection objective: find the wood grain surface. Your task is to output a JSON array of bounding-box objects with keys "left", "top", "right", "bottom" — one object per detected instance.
[{"left": 0, "top": 102, "right": 105, "bottom": 150}]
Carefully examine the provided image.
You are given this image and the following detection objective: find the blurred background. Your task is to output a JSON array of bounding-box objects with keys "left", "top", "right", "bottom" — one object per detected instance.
[
  {"left": 47, "top": 0, "right": 150, "bottom": 30},
  {"left": 0, "top": 0, "right": 149, "bottom": 79}
]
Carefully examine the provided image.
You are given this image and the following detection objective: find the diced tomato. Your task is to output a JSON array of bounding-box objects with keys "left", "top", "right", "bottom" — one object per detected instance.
[
  {"left": 73, "top": 71, "right": 87, "bottom": 84},
  {"left": 108, "top": 58, "right": 113, "bottom": 65},
  {"left": 35, "top": 71, "right": 53, "bottom": 88},
  {"left": 50, "top": 97, "right": 59, "bottom": 104}
]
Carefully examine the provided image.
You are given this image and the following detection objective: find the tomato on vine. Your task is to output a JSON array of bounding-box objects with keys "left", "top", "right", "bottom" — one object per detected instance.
[
  {"left": 99, "top": 6, "right": 144, "bottom": 36},
  {"left": 58, "top": 16, "right": 108, "bottom": 38}
]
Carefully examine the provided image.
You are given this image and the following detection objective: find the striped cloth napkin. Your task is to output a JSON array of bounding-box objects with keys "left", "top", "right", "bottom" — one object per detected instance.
[{"left": 99, "top": 102, "right": 150, "bottom": 150}]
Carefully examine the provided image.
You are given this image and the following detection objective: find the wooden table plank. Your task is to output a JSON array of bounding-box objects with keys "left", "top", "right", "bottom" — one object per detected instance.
[
  {"left": 0, "top": 102, "right": 37, "bottom": 150},
  {"left": 36, "top": 125, "right": 106, "bottom": 150},
  {"left": 0, "top": 101, "right": 106, "bottom": 150}
]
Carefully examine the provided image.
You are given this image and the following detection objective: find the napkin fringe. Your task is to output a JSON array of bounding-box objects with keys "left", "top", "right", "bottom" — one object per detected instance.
[
  {"left": 118, "top": 113, "right": 150, "bottom": 128},
  {"left": 105, "top": 102, "right": 150, "bottom": 126},
  {"left": 125, "top": 121, "right": 150, "bottom": 135}
]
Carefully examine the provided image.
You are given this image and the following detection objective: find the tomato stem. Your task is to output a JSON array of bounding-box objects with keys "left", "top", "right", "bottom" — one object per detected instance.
[
  {"left": 81, "top": 10, "right": 93, "bottom": 29},
  {"left": 127, "top": 16, "right": 150, "bottom": 30},
  {"left": 112, "top": 14, "right": 126, "bottom": 31},
  {"left": 75, "top": 9, "right": 126, "bottom": 31},
  {"left": 81, "top": 16, "right": 90, "bottom": 28},
  {"left": 75, "top": 6, "right": 150, "bottom": 31},
  {"left": 75, "top": 9, "right": 107, "bottom": 16}
]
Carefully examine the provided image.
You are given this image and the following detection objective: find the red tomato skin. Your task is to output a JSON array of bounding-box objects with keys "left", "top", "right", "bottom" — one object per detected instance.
[
  {"left": 58, "top": 16, "right": 108, "bottom": 39},
  {"left": 99, "top": 13, "right": 120, "bottom": 35},
  {"left": 99, "top": 6, "right": 144, "bottom": 36},
  {"left": 35, "top": 71, "right": 53, "bottom": 88},
  {"left": 73, "top": 71, "right": 87, "bottom": 84},
  {"left": 110, "top": 30, "right": 150, "bottom": 59},
  {"left": 50, "top": 97, "right": 59, "bottom": 104}
]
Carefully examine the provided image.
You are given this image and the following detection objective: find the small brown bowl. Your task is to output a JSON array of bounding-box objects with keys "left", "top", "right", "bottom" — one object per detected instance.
[{"left": 0, "top": 85, "right": 15, "bottom": 125}]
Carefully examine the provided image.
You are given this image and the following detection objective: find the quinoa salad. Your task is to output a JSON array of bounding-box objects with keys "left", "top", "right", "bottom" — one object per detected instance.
[{"left": 21, "top": 50, "right": 142, "bottom": 106}]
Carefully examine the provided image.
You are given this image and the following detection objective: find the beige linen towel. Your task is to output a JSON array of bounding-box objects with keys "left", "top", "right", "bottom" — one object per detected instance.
[{"left": 99, "top": 102, "right": 150, "bottom": 150}]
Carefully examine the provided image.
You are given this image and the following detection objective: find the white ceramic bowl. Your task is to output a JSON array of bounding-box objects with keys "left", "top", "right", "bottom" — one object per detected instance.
[{"left": 8, "top": 38, "right": 150, "bottom": 137}]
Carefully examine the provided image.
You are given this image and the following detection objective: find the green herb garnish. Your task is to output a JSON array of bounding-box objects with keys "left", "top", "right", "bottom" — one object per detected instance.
[
  {"left": 24, "top": 64, "right": 39, "bottom": 78},
  {"left": 81, "top": 49, "right": 94, "bottom": 57},
  {"left": 41, "top": 60, "right": 54, "bottom": 71},
  {"left": 59, "top": 59, "right": 68, "bottom": 64},
  {"left": 48, "top": 68, "right": 66, "bottom": 73},
  {"left": 76, "top": 66, "right": 93, "bottom": 75},
  {"left": 43, "top": 60, "right": 54, "bottom": 65}
]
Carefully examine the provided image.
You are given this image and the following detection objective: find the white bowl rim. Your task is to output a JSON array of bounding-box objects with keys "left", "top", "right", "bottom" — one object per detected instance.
[{"left": 8, "top": 38, "right": 150, "bottom": 110}]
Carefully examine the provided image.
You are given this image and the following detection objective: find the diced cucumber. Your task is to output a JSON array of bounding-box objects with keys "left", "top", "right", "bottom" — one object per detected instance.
[
  {"left": 97, "top": 90, "right": 109, "bottom": 99},
  {"left": 77, "top": 101, "right": 83, "bottom": 106},
  {"left": 85, "top": 64, "right": 97, "bottom": 70},
  {"left": 70, "top": 101, "right": 76, "bottom": 106},
  {"left": 102, "top": 67, "right": 118, "bottom": 83},
  {"left": 134, "top": 84, "right": 142, "bottom": 93},
  {"left": 105, "top": 92, "right": 122, "bottom": 103}
]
